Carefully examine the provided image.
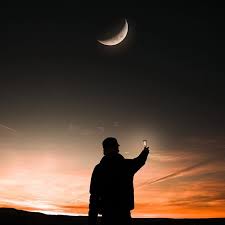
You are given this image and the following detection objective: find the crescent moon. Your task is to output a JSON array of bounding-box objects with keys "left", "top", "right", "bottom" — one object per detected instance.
[{"left": 98, "top": 19, "right": 129, "bottom": 46}]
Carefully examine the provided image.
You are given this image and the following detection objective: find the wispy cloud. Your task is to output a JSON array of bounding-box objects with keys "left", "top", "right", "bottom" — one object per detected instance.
[
  {"left": 0, "top": 124, "right": 17, "bottom": 134},
  {"left": 138, "top": 159, "right": 214, "bottom": 187}
]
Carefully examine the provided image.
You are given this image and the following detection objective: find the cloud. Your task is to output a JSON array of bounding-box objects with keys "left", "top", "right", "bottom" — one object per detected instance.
[
  {"left": 138, "top": 159, "right": 214, "bottom": 187},
  {"left": 150, "top": 151, "right": 199, "bottom": 163},
  {"left": 67, "top": 122, "right": 105, "bottom": 136},
  {"left": 52, "top": 203, "right": 88, "bottom": 214},
  {"left": 165, "top": 186, "right": 225, "bottom": 208},
  {"left": 59, "top": 204, "right": 88, "bottom": 210},
  {"left": 112, "top": 121, "right": 120, "bottom": 127},
  {"left": 96, "top": 126, "right": 105, "bottom": 134},
  {"left": 0, "top": 124, "right": 17, "bottom": 134}
]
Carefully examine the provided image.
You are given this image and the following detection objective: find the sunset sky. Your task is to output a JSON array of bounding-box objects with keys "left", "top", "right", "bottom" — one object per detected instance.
[{"left": 0, "top": 4, "right": 225, "bottom": 218}]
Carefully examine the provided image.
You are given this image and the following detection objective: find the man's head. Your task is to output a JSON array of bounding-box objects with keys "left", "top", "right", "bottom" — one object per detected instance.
[{"left": 102, "top": 137, "right": 120, "bottom": 155}]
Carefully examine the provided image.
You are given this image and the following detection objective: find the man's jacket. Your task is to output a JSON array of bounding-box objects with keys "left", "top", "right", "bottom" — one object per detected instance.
[{"left": 88, "top": 150, "right": 149, "bottom": 225}]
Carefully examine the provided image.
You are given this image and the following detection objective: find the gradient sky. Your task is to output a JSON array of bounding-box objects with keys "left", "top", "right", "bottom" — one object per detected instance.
[{"left": 0, "top": 4, "right": 225, "bottom": 218}]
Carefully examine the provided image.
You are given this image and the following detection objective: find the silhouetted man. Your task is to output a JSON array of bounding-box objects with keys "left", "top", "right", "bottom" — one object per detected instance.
[{"left": 88, "top": 137, "right": 150, "bottom": 225}]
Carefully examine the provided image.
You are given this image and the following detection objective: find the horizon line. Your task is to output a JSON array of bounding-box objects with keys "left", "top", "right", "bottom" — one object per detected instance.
[{"left": 1, "top": 207, "right": 225, "bottom": 220}]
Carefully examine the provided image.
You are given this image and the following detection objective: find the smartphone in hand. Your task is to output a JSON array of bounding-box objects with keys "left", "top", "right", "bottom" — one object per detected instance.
[{"left": 143, "top": 140, "right": 147, "bottom": 148}]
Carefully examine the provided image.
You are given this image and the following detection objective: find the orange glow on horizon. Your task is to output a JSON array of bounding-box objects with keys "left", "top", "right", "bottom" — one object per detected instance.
[{"left": 0, "top": 137, "right": 225, "bottom": 218}]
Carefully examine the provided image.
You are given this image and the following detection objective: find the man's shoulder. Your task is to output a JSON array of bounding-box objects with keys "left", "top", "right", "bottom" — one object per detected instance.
[
  {"left": 91, "top": 164, "right": 102, "bottom": 178},
  {"left": 94, "top": 163, "right": 101, "bottom": 170},
  {"left": 93, "top": 162, "right": 105, "bottom": 172}
]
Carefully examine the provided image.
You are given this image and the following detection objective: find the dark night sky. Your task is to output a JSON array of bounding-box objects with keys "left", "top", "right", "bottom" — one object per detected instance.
[
  {"left": 0, "top": 4, "right": 225, "bottom": 217},
  {"left": 2, "top": 5, "right": 225, "bottom": 138}
]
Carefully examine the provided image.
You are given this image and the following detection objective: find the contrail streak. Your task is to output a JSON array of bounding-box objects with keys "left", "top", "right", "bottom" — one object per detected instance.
[
  {"left": 138, "top": 159, "right": 213, "bottom": 187},
  {"left": 0, "top": 124, "right": 17, "bottom": 133}
]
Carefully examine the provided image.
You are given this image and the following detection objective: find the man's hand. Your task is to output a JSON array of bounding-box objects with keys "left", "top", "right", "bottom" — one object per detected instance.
[{"left": 143, "top": 147, "right": 150, "bottom": 154}]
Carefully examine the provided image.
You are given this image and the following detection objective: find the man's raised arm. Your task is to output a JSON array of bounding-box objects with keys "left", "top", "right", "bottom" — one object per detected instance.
[{"left": 130, "top": 147, "right": 150, "bottom": 174}]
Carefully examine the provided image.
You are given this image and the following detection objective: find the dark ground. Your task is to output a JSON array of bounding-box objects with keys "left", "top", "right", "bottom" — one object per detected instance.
[{"left": 0, "top": 208, "right": 225, "bottom": 225}]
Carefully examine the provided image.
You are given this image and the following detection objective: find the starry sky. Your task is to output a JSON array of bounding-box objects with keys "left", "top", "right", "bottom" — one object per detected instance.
[{"left": 0, "top": 4, "right": 225, "bottom": 218}]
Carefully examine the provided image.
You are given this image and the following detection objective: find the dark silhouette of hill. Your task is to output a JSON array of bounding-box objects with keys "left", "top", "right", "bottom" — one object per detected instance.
[{"left": 0, "top": 208, "right": 225, "bottom": 225}]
